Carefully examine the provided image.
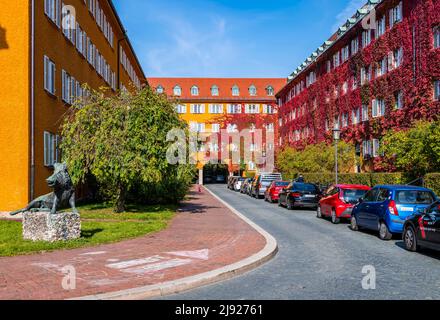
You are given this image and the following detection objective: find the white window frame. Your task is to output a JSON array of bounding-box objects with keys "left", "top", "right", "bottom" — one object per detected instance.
[
  {"left": 362, "top": 104, "right": 369, "bottom": 122},
  {"left": 372, "top": 98, "right": 386, "bottom": 118},
  {"left": 44, "top": 55, "right": 56, "bottom": 95},
  {"left": 190, "top": 104, "right": 205, "bottom": 114},
  {"left": 395, "top": 90, "right": 404, "bottom": 109},
  {"left": 191, "top": 86, "right": 199, "bottom": 96},
  {"left": 211, "top": 85, "right": 219, "bottom": 96},
  {"left": 227, "top": 104, "right": 242, "bottom": 114},
  {"left": 176, "top": 104, "right": 186, "bottom": 114},
  {"left": 434, "top": 80, "right": 440, "bottom": 101},
  {"left": 211, "top": 124, "right": 221, "bottom": 133},
  {"left": 209, "top": 104, "right": 223, "bottom": 114},
  {"left": 173, "top": 86, "right": 182, "bottom": 96},
  {"left": 434, "top": 26, "right": 440, "bottom": 49},
  {"left": 232, "top": 85, "right": 240, "bottom": 96},
  {"left": 44, "top": 132, "right": 60, "bottom": 167},
  {"left": 390, "top": 1, "right": 403, "bottom": 28},
  {"left": 44, "top": 0, "right": 60, "bottom": 26},
  {"left": 362, "top": 29, "right": 371, "bottom": 48}
]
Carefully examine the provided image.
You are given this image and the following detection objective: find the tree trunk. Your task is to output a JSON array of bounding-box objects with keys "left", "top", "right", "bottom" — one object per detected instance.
[{"left": 115, "top": 184, "right": 127, "bottom": 213}]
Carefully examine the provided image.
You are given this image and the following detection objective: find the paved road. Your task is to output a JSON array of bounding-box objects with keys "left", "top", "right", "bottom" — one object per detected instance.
[{"left": 163, "top": 184, "right": 440, "bottom": 300}]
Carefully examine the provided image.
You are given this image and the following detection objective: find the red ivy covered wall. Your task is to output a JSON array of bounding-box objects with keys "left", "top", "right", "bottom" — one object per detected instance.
[{"left": 277, "top": 0, "right": 440, "bottom": 172}]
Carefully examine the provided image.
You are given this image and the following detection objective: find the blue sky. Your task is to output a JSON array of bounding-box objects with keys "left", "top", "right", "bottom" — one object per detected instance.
[{"left": 113, "top": 0, "right": 366, "bottom": 78}]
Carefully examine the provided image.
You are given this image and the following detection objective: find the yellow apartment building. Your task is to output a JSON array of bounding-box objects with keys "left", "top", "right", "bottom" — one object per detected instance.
[
  {"left": 148, "top": 78, "right": 286, "bottom": 175},
  {"left": 0, "top": 0, "right": 145, "bottom": 211}
]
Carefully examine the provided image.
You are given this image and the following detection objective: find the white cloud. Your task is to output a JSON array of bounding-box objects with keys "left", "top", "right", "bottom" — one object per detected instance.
[{"left": 332, "top": 0, "right": 366, "bottom": 32}]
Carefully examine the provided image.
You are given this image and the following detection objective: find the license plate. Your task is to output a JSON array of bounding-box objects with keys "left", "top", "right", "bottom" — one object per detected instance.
[{"left": 304, "top": 195, "right": 316, "bottom": 198}]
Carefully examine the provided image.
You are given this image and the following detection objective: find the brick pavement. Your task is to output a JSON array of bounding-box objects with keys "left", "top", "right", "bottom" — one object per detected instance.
[{"left": 0, "top": 186, "right": 266, "bottom": 300}]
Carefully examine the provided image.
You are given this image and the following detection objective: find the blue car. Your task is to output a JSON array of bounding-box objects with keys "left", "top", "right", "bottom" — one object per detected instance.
[{"left": 350, "top": 185, "right": 437, "bottom": 240}]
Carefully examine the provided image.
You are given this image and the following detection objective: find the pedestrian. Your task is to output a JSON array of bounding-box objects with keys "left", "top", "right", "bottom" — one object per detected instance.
[{"left": 296, "top": 174, "right": 305, "bottom": 183}]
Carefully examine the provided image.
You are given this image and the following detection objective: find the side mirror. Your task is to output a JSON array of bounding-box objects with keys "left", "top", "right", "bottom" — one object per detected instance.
[{"left": 418, "top": 208, "right": 427, "bottom": 215}]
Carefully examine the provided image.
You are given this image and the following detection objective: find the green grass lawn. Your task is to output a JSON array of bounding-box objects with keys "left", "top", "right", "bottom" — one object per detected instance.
[{"left": 0, "top": 203, "right": 176, "bottom": 257}]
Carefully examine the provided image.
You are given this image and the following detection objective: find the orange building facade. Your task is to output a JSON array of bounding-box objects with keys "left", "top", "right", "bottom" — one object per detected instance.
[
  {"left": 0, "top": 0, "right": 145, "bottom": 211},
  {"left": 148, "top": 78, "right": 286, "bottom": 175}
]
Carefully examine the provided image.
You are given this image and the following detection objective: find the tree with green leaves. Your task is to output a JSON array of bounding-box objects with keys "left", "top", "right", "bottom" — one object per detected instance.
[
  {"left": 380, "top": 120, "right": 440, "bottom": 178},
  {"left": 277, "top": 142, "right": 356, "bottom": 179},
  {"left": 61, "top": 87, "right": 194, "bottom": 212}
]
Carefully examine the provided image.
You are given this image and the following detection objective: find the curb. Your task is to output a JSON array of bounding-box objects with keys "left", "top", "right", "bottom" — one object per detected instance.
[{"left": 72, "top": 185, "right": 278, "bottom": 300}]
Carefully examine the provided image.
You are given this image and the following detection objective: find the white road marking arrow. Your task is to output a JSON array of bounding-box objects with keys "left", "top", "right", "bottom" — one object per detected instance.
[{"left": 167, "top": 249, "right": 209, "bottom": 261}]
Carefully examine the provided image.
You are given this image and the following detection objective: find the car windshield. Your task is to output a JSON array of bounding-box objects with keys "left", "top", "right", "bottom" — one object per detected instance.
[
  {"left": 342, "top": 189, "right": 368, "bottom": 204},
  {"left": 395, "top": 190, "right": 434, "bottom": 205},
  {"left": 293, "top": 183, "right": 318, "bottom": 192},
  {"left": 275, "top": 182, "right": 290, "bottom": 187}
]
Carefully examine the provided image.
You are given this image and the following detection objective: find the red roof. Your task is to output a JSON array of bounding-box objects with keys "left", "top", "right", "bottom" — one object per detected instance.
[{"left": 148, "top": 78, "right": 286, "bottom": 102}]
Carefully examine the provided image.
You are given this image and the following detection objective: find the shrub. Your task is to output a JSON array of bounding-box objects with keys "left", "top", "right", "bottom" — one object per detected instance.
[
  {"left": 424, "top": 173, "right": 440, "bottom": 196},
  {"left": 299, "top": 173, "right": 405, "bottom": 187}
]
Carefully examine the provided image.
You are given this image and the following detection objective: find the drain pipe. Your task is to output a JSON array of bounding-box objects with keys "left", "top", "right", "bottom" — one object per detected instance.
[{"left": 30, "top": 0, "right": 35, "bottom": 201}]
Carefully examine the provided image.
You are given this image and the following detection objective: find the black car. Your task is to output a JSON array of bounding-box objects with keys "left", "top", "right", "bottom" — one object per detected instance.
[
  {"left": 278, "top": 182, "right": 321, "bottom": 210},
  {"left": 403, "top": 200, "right": 440, "bottom": 252}
]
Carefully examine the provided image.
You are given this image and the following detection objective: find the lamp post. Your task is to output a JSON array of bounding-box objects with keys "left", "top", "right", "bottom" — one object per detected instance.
[{"left": 333, "top": 128, "right": 341, "bottom": 185}]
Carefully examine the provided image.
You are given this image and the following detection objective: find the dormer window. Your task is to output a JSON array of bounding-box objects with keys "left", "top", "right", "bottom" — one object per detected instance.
[
  {"left": 191, "top": 86, "right": 199, "bottom": 96},
  {"left": 156, "top": 85, "right": 164, "bottom": 94},
  {"left": 249, "top": 85, "right": 257, "bottom": 96},
  {"left": 232, "top": 85, "right": 240, "bottom": 96},
  {"left": 211, "top": 85, "right": 219, "bottom": 96},
  {"left": 173, "top": 85, "right": 182, "bottom": 96},
  {"left": 266, "top": 86, "right": 274, "bottom": 96}
]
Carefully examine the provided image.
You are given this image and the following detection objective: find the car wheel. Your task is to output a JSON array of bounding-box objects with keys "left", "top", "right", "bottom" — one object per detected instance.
[
  {"left": 350, "top": 215, "right": 359, "bottom": 231},
  {"left": 403, "top": 226, "right": 419, "bottom": 252},
  {"left": 331, "top": 209, "right": 340, "bottom": 224},
  {"left": 316, "top": 206, "right": 323, "bottom": 219},
  {"left": 379, "top": 222, "right": 393, "bottom": 241}
]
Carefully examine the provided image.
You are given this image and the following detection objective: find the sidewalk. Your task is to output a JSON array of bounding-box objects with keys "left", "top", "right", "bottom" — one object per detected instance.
[{"left": 0, "top": 186, "right": 274, "bottom": 300}]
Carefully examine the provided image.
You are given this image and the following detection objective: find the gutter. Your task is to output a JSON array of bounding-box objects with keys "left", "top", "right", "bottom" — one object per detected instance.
[{"left": 30, "top": 0, "right": 35, "bottom": 201}]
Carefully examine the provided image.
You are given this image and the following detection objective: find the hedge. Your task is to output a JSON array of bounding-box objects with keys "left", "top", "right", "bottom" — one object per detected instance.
[
  {"left": 424, "top": 173, "right": 440, "bottom": 196},
  {"left": 296, "top": 173, "right": 405, "bottom": 187}
]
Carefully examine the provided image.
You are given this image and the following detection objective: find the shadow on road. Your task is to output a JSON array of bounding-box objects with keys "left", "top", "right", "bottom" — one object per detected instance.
[{"left": 394, "top": 241, "right": 440, "bottom": 260}]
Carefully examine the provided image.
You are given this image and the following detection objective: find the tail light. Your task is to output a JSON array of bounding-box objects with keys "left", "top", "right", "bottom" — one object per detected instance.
[
  {"left": 388, "top": 200, "right": 399, "bottom": 216},
  {"left": 291, "top": 192, "right": 301, "bottom": 198}
]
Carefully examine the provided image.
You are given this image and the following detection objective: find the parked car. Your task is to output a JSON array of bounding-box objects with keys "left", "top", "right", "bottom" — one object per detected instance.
[
  {"left": 216, "top": 175, "right": 226, "bottom": 184},
  {"left": 246, "top": 178, "right": 255, "bottom": 195},
  {"left": 351, "top": 185, "right": 437, "bottom": 240},
  {"left": 227, "top": 176, "right": 240, "bottom": 190},
  {"left": 278, "top": 182, "right": 321, "bottom": 210},
  {"left": 317, "top": 184, "right": 371, "bottom": 224},
  {"left": 251, "top": 173, "right": 283, "bottom": 199},
  {"left": 241, "top": 179, "right": 251, "bottom": 193},
  {"left": 234, "top": 178, "right": 245, "bottom": 192},
  {"left": 264, "top": 181, "right": 290, "bottom": 203},
  {"left": 403, "top": 200, "right": 440, "bottom": 252}
]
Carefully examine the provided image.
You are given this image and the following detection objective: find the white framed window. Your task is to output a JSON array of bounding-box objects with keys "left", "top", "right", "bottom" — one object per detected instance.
[
  {"left": 362, "top": 104, "right": 369, "bottom": 121},
  {"left": 191, "top": 86, "right": 199, "bottom": 96},
  {"left": 248, "top": 161, "right": 256, "bottom": 171},
  {"left": 376, "top": 16, "right": 386, "bottom": 37},
  {"left": 263, "top": 104, "right": 275, "bottom": 114},
  {"left": 352, "top": 108, "right": 360, "bottom": 125},
  {"left": 62, "top": 3, "right": 75, "bottom": 44},
  {"left": 62, "top": 69, "right": 71, "bottom": 103},
  {"left": 373, "top": 139, "right": 381, "bottom": 158},
  {"left": 232, "top": 85, "right": 240, "bottom": 96},
  {"left": 341, "top": 113, "right": 349, "bottom": 128},
  {"left": 306, "top": 71, "right": 316, "bottom": 87},
  {"left": 351, "top": 37, "right": 359, "bottom": 55},
  {"left": 175, "top": 104, "right": 186, "bottom": 114},
  {"left": 245, "top": 104, "right": 260, "bottom": 114},
  {"left": 334, "top": 115, "right": 340, "bottom": 130},
  {"left": 265, "top": 123, "right": 275, "bottom": 132},
  {"left": 227, "top": 124, "right": 238, "bottom": 133},
  {"left": 227, "top": 104, "right": 242, "bottom": 114},
  {"left": 209, "top": 143, "right": 219, "bottom": 152},
  {"left": 372, "top": 99, "right": 386, "bottom": 118},
  {"left": 434, "top": 26, "right": 440, "bottom": 49},
  {"left": 211, "top": 85, "right": 219, "bottom": 96},
  {"left": 249, "top": 85, "right": 257, "bottom": 96},
  {"left": 156, "top": 85, "right": 164, "bottom": 94},
  {"left": 362, "top": 29, "right": 371, "bottom": 47},
  {"left": 376, "top": 56, "right": 388, "bottom": 77},
  {"left": 434, "top": 80, "right": 440, "bottom": 101},
  {"left": 341, "top": 46, "right": 350, "bottom": 62},
  {"left": 209, "top": 104, "right": 223, "bottom": 114},
  {"left": 395, "top": 90, "right": 404, "bottom": 109},
  {"left": 363, "top": 140, "right": 372, "bottom": 157},
  {"left": 190, "top": 104, "right": 205, "bottom": 114},
  {"left": 266, "top": 86, "right": 274, "bottom": 96},
  {"left": 173, "top": 85, "right": 182, "bottom": 96},
  {"left": 44, "top": 55, "right": 56, "bottom": 95},
  {"left": 333, "top": 52, "right": 340, "bottom": 68},
  {"left": 361, "top": 66, "right": 371, "bottom": 85},
  {"left": 44, "top": 0, "right": 60, "bottom": 26},
  {"left": 390, "top": 1, "right": 403, "bottom": 28},
  {"left": 389, "top": 47, "right": 403, "bottom": 70},
  {"left": 44, "top": 132, "right": 60, "bottom": 167},
  {"left": 189, "top": 122, "right": 205, "bottom": 133},
  {"left": 211, "top": 124, "right": 221, "bottom": 133}
]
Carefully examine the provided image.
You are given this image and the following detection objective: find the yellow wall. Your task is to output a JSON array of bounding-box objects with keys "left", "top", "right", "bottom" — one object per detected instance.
[{"left": 0, "top": 0, "right": 30, "bottom": 211}]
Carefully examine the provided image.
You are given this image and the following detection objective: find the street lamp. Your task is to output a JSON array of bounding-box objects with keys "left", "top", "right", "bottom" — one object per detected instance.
[{"left": 333, "top": 128, "right": 341, "bottom": 185}]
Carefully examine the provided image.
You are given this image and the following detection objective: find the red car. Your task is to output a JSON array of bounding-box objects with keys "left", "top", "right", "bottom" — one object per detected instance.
[
  {"left": 317, "top": 184, "right": 371, "bottom": 224},
  {"left": 264, "top": 181, "right": 290, "bottom": 203}
]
